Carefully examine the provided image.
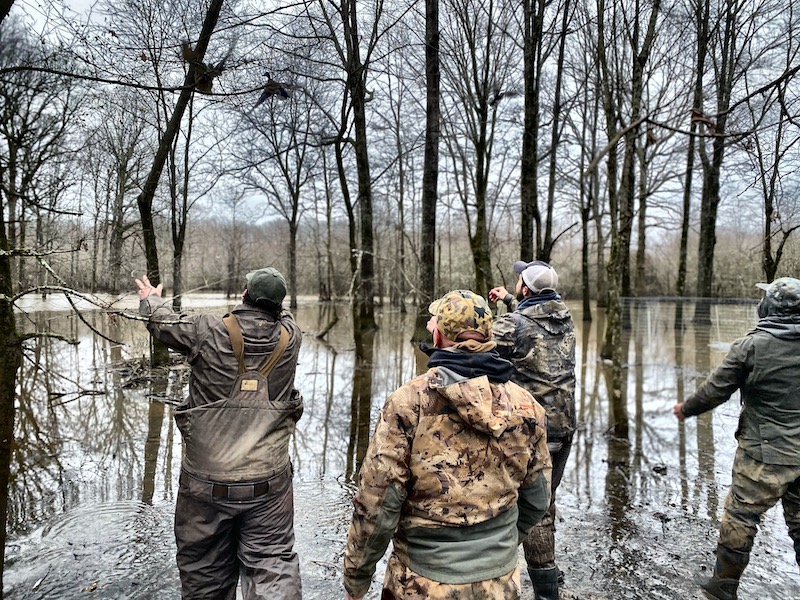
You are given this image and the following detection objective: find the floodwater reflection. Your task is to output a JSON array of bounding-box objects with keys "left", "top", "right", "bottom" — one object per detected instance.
[{"left": 3, "top": 298, "right": 799, "bottom": 599}]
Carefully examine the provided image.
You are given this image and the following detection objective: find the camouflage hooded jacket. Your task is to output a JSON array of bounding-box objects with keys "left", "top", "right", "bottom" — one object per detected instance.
[
  {"left": 492, "top": 297, "right": 577, "bottom": 439},
  {"left": 343, "top": 361, "right": 552, "bottom": 598}
]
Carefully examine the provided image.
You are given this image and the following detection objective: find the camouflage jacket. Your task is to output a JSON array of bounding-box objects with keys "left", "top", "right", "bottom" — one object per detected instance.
[
  {"left": 682, "top": 315, "right": 800, "bottom": 466},
  {"left": 343, "top": 366, "right": 552, "bottom": 598},
  {"left": 492, "top": 297, "right": 577, "bottom": 438}
]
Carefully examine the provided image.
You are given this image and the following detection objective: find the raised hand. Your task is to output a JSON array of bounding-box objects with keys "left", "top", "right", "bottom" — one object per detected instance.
[{"left": 135, "top": 275, "right": 163, "bottom": 300}]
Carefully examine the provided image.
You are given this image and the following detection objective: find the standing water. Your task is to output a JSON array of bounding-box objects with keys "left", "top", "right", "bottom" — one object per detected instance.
[{"left": 3, "top": 296, "right": 799, "bottom": 599}]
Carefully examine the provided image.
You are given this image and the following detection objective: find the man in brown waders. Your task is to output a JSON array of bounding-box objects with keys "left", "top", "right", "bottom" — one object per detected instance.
[{"left": 136, "top": 268, "right": 303, "bottom": 600}]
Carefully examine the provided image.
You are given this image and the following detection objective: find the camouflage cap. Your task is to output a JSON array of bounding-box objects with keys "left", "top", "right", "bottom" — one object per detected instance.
[
  {"left": 428, "top": 290, "right": 493, "bottom": 342},
  {"left": 755, "top": 277, "right": 800, "bottom": 315},
  {"left": 245, "top": 267, "right": 287, "bottom": 309}
]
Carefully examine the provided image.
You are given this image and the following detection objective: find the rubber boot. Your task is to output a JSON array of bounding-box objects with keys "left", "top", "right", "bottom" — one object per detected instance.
[
  {"left": 700, "top": 544, "right": 749, "bottom": 600},
  {"left": 529, "top": 567, "right": 559, "bottom": 600}
]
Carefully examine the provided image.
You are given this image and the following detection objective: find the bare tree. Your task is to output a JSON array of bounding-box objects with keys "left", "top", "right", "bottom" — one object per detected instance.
[
  {"left": 300, "top": 0, "right": 391, "bottom": 330},
  {"left": 742, "top": 11, "right": 800, "bottom": 281},
  {"left": 0, "top": 17, "right": 86, "bottom": 591},
  {"left": 594, "top": 0, "right": 662, "bottom": 442},
  {"left": 0, "top": 21, "right": 83, "bottom": 289},
  {"left": 676, "top": 0, "right": 710, "bottom": 318},
  {"left": 418, "top": 0, "right": 441, "bottom": 334},
  {"left": 440, "top": 0, "right": 520, "bottom": 294},
  {"left": 133, "top": 0, "right": 223, "bottom": 365},
  {"left": 231, "top": 88, "right": 319, "bottom": 309},
  {"left": 87, "top": 92, "right": 150, "bottom": 292},
  {"left": 519, "top": 0, "right": 546, "bottom": 261}
]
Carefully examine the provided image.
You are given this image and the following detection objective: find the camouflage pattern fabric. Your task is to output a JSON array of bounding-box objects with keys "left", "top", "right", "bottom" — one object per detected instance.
[
  {"left": 756, "top": 276, "right": 800, "bottom": 316},
  {"left": 718, "top": 447, "right": 800, "bottom": 562},
  {"left": 380, "top": 554, "right": 522, "bottom": 600},
  {"left": 343, "top": 368, "right": 551, "bottom": 598},
  {"left": 523, "top": 435, "right": 572, "bottom": 569},
  {"left": 492, "top": 299, "right": 576, "bottom": 438},
  {"left": 678, "top": 295, "right": 800, "bottom": 577},
  {"left": 429, "top": 290, "right": 493, "bottom": 342}
]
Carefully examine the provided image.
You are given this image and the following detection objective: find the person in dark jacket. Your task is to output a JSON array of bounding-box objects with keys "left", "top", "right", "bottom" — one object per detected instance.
[
  {"left": 673, "top": 276, "right": 800, "bottom": 600},
  {"left": 136, "top": 268, "right": 303, "bottom": 600},
  {"left": 489, "top": 261, "right": 576, "bottom": 600}
]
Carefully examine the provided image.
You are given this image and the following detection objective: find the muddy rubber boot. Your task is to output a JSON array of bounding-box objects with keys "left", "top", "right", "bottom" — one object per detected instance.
[
  {"left": 529, "top": 567, "right": 559, "bottom": 600},
  {"left": 700, "top": 544, "right": 749, "bottom": 600}
]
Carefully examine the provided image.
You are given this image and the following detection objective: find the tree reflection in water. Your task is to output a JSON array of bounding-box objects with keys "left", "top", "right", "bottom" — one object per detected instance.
[
  {"left": 2, "top": 298, "right": 798, "bottom": 600},
  {"left": 346, "top": 325, "right": 376, "bottom": 481}
]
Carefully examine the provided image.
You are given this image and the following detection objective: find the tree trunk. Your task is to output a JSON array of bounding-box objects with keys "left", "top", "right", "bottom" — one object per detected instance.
[
  {"left": 694, "top": 0, "right": 736, "bottom": 324},
  {"left": 171, "top": 97, "right": 194, "bottom": 311},
  {"left": 416, "top": 0, "right": 440, "bottom": 339},
  {"left": 108, "top": 173, "right": 125, "bottom": 294},
  {"left": 343, "top": 0, "right": 376, "bottom": 329},
  {"left": 135, "top": 0, "right": 223, "bottom": 365},
  {"left": 579, "top": 76, "right": 593, "bottom": 322},
  {"left": 0, "top": 203, "right": 21, "bottom": 596},
  {"left": 471, "top": 125, "right": 492, "bottom": 295},
  {"left": 520, "top": 0, "right": 545, "bottom": 260},
  {"left": 289, "top": 216, "right": 298, "bottom": 309},
  {"left": 541, "top": 0, "right": 572, "bottom": 262},
  {"left": 172, "top": 246, "right": 183, "bottom": 307},
  {"left": 676, "top": 0, "right": 709, "bottom": 328},
  {"left": 597, "top": 0, "right": 620, "bottom": 361},
  {"left": 634, "top": 138, "right": 648, "bottom": 295}
]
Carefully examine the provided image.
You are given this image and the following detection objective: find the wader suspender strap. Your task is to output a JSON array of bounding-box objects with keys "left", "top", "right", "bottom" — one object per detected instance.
[{"left": 222, "top": 314, "right": 290, "bottom": 377}]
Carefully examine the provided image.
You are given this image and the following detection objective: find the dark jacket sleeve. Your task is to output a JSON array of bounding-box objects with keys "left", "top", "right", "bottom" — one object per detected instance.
[
  {"left": 492, "top": 313, "right": 518, "bottom": 360},
  {"left": 682, "top": 336, "right": 753, "bottom": 418},
  {"left": 139, "top": 295, "right": 204, "bottom": 354}
]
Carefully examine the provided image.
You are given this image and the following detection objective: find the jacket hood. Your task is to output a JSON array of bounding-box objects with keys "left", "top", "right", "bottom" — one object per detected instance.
[
  {"left": 755, "top": 316, "right": 800, "bottom": 339},
  {"left": 428, "top": 368, "right": 525, "bottom": 438},
  {"left": 515, "top": 299, "right": 572, "bottom": 335}
]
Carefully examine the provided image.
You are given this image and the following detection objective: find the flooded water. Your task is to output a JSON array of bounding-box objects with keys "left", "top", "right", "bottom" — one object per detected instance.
[{"left": 3, "top": 296, "right": 799, "bottom": 599}]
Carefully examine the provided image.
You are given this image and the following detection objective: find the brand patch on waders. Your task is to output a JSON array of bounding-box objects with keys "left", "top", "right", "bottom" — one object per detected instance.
[{"left": 241, "top": 379, "right": 259, "bottom": 391}]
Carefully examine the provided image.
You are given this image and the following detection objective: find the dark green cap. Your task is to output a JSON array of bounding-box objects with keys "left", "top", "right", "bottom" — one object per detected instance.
[{"left": 245, "top": 267, "right": 287, "bottom": 309}]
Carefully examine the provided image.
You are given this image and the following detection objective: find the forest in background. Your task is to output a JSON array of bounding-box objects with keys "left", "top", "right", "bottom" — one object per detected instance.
[
  {"left": 1, "top": 0, "right": 797, "bottom": 313},
  {"left": 1, "top": 0, "right": 799, "bottom": 593}
]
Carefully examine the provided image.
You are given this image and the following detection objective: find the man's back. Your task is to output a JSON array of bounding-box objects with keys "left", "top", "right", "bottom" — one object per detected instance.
[
  {"left": 493, "top": 298, "right": 576, "bottom": 439},
  {"left": 344, "top": 289, "right": 552, "bottom": 600},
  {"left": 147, "top": 302, "right": 300, "bottom": 407},
  {"left": 136, "top": 268, "right": 304, "bottom": 600}
]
